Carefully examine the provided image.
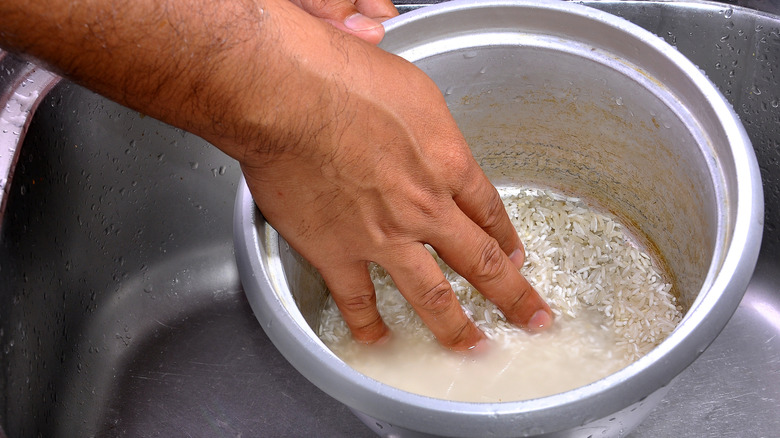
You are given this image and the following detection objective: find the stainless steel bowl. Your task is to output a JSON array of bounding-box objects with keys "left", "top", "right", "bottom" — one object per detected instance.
[
  {"left": 234, "top": 1, "right": 763, "bottom": 436},
  {"left": 234, "top": 0, "right": 761, "bottom": 436}
]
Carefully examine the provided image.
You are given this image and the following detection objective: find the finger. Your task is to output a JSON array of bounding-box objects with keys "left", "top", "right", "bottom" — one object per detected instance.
[
  {"left": 354, "top": 0, "right": 398, "bottom": 22},
  {"left": 293, "top": 0, "right": 396, "bottom": 45},
  {"left": 453, "top": 164, "right": 526, "bottom": 269},
  {"left": 321, "top": 261, "right": 390, "bottom": 344},
  {"left": 432, "top": 212, "right": 553, "bottom": 332},
  {"left": 384, "top": 244, "right": 485, "bottom": 351}
]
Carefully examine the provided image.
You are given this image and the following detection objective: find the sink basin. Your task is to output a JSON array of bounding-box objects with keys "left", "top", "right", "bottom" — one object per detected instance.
[{"left": 1, "top": 1, "right": 778, "bottom": 436}]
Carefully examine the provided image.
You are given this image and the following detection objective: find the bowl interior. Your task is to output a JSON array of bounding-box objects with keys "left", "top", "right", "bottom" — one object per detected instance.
[
  {"left": 284, "top": 21, "right": 726, "bottom": 337},
  {"left": 237, "top": 1, "right": 758, "bottom": 436}
]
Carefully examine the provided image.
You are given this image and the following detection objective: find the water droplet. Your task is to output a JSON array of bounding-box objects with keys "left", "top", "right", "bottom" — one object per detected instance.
[
  {"left": 218, "top": 165, "right": 226, "bottom": 175},
  {"left": 479, "top": 66, "right": 487, "bottom": 74},
  {"left": 771, "top": 99, "right": 779, "bottom": 108},
  {"left": 725, "top": 21, "right": 734, "bottom": 30},
  {"left": 463, "top": 51, "right": 477, "bottom": 59},
  {"left": 724, "top": 8, "right": 733, "bottom": 18},
  {"left": 615, "top": 97, "right": 623, "bottom": 106},
  {"left": 444, "top": 86, "right": 454, "bottom": 96},
  {"left": 190, "top": 161, "right": 199, "bottom": 170},
  {"left": 751, "top": 85, "right": 762, "bottom": 95}
]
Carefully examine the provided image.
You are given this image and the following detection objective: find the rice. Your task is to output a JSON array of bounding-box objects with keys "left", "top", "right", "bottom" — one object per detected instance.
[{"left": 317, "top": 187, "right": 684, "bottom": 402}]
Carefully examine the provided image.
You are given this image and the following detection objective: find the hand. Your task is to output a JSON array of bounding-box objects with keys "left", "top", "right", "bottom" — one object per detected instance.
[
  {"left": 238, "top": 11, "right": 553, "bottom": 351},
  {"left": 291, "top": 0, "right": 398, "bottom": 45}
]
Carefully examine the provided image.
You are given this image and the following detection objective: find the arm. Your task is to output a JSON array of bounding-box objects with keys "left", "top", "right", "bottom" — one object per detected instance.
[{"left": 0, "top": 0, "right": 551, "bottom": 350}]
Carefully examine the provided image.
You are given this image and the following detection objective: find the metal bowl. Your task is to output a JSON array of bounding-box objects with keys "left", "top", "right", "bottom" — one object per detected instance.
[{"left": 233, "top": 0, "right": 763, "bottom": 436}]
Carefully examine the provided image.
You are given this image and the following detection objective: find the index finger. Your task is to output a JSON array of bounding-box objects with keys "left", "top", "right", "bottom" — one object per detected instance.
[
  {"left": 432, "top": 211, "right": 553, "bottom": 331},
  {"left": 452, "top": 161, "right": 527, "bottom": 268}
]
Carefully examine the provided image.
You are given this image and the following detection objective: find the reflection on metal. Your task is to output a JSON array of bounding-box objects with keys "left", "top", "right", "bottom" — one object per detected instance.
[
  {"left": 0, "top": 55, "right": 58, "bottom": 224},
  {"left": 749, "top": 297, "right": 780, "bottom": 332}
]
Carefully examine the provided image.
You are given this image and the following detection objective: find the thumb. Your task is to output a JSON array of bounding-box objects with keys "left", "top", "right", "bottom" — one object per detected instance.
[{"left": 295, "top": 0, "right": 396, "bottom": 45}]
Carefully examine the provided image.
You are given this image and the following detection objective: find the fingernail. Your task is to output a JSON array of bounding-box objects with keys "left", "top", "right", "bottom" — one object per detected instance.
[
  {"left": 343, "top": 13, "right": 382, "bottom": 32},
  {"left": 509, "top": 248, "right": 525, "bottom": 268},
  {"left": 527, "top": 309, "right": 552, "bottom": 332}
]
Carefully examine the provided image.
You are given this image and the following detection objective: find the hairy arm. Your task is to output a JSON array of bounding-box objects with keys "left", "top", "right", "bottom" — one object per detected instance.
[
  {"left": 0, "top": 0, "right": 341, "bottom": 159},
  {"left": 0, "top": 0, "right": 551, "bottom": 350}
]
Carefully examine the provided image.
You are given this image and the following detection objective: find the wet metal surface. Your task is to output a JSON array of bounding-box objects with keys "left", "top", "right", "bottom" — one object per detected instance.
[{"left": 1, "top": 1, "right": 779, "bottom": 437}]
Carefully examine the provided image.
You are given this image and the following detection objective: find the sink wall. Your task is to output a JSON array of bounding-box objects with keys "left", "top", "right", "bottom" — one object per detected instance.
[
  {"left": 2, "top": 1, "right": 779, "bottom": 437},
  {"left": 0, "top": 83, "right": 245, "bottom": 435}
]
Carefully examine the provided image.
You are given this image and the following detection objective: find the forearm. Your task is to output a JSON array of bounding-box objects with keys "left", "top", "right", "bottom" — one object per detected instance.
[
  {"left": 1, "top": 0, "right": 553, "bottom": 350},
  {"left": 0, "top": 0, "right": 354, "bottom": 160}
]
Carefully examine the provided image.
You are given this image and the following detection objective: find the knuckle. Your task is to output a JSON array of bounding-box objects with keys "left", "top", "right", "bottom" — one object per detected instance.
[
  {"left": 310, "top": 0, "right": 330, "bottom": 11},
  {"left": 417, "top": 279, "right": 456, "bottom": 315},
  {"left": 469, "top": 238, "right": 509, "bottom": 284},
  {"left": 506, "top": 284, "right": 535, "bottom": 318},
  {"left": 446, "top": 149, "right": 475, "bottom": 179},
  {"left": 441, "top": 321, "right": 474, "bottom": 350},
  {"left": 410, "top": 193, "right": 447, "bottom": 221},
  {"left": 478, "top": 195, "right": 508, "bottom": 230},
  {"left": 339, "top": 292, "right": 377, "bottom": 313},
  {"left": 509, "top": 285, "right": 531, "bottom": 307},
  {"left": 335, "top": 292, "right": 387, "bottom": 338}
]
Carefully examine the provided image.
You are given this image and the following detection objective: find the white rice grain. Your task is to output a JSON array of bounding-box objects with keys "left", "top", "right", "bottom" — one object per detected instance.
[{"left": 317, "top": 187, "right": 684, "bottom": 401}]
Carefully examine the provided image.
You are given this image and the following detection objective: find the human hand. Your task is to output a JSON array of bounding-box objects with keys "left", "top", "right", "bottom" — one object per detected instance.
[
  {"left": 237, "top": 10, "right": 552, "bottom": 351},
  {"left": 290, "top": 0, "right": 398, "bottom": 44}
]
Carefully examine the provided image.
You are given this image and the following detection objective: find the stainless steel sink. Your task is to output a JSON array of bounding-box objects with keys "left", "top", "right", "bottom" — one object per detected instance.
[{"left": 1, "top": 1, "right": 778, "bottom": 437}]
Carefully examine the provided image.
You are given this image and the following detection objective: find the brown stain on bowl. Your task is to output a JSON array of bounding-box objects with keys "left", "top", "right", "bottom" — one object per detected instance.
[{"left": 456, "top": 85, "right": 711, "bottom": 313}]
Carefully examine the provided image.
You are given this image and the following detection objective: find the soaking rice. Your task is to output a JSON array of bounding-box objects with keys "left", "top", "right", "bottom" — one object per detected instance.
[{"left": 317, "top": 188, "right": 684, "bottom": 402}]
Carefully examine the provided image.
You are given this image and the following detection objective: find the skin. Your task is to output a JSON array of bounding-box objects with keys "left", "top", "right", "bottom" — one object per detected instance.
[{"left": 0, "top": 0, "right": 552, "bottom": 351}]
